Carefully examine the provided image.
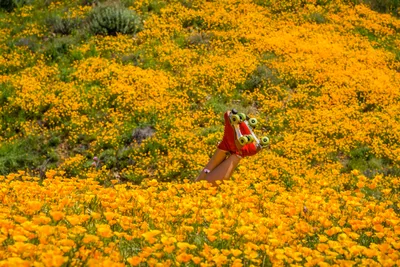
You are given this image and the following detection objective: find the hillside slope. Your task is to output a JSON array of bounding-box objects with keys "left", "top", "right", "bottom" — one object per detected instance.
[{"left": 0, "top": 0, "right": 399, "bottom": 266}]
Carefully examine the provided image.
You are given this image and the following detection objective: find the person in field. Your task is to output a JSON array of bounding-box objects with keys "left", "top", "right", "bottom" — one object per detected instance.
[{"left": 195, "top": 110, "right": 262, "bottom": 186}]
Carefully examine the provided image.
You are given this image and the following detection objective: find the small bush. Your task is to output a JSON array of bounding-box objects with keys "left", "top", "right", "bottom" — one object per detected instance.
[
  {"left": 81, "top": 0, "right": 99, "bottom": 5},
  {"left": 46, "top": 15, "right": 82, "bottom": 35},
  {"left": 0, "top": 0, "right": 27, "bottom": 12},
  {"left": 88, "top": 3, "right": 143, "bottom": 36},
  {"left": 179, "top": 0, "right": 196, "bottom": 9},
  {"left": 15, "top": 37, "right": 39, "bottom": 52},
  {"left": 339, "top": 145, "right": 399, "bottom": 178},
  {"left": 242, "top": 65, "right": 280, "bottom": 92},
  {"left": 99, "top": 149, "right": 117, "bottom": 168},
  {"left": 0, "top": 82, "right": 15, "bottom": 106},
  {"left": 182, "top": 16, "right": 206, "bottom": 30},
  {"left": 254, "top": 0, "right": 304, "bottom": 14},
  {"left": 42, "top": 36, "right": 75, "bottom": 61},
  {"left": 140, "top": 0, "right": 166, "bottom": 14},
  {"left": 121, "top": 53, "right": 140, "bottom": 65},
  {"left": 131, "top": 126, "right": 155, "bottom": 145},
  {"left": 0, "top": 136, "right": 51, "bottom": 175},
  {"left": 187, "top": 32, "right": 213, "bottom": 46},
  {"left": 307, "top": 12, "right": 327, "bottom": 24},
  {"left": 350, "top": 0, "right": 400, "bottom": 15}
]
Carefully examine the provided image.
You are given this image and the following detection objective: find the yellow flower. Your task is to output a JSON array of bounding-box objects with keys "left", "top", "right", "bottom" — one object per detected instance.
[
  {"left": 4, "top": 257, "right": 30, "bottom": 267},
  {"left": 164, "top": 245, "right": 175, "bottom": 253},
  {"left": 142, "top": 230, "right": 162, "bottom": 244},
  {"left": 317, "top": 243, "right": 329, "bottom": 252},
  {"left": 13, "top": 235, "right": 28, "bottom": 242},
  {"left": 176, "top": 252, "right": 193, "bottom": 263},
  {"left": 104, "top": 211, "right": 116, "bottom": 221},
  {"left": 96, "top": 225, "right": 113, "bottom": 238},
  {"left": 66, "top": 215, "right": 81, "bottom": 226},
  {"left": 14, "top": 216, "right": 28, "bottom": 224},
  {"left": 177, "top": 242, "right": 196, "bottom": 250},
  {"left": 192, "top": 257, "right": 202, "bottom": 264},
  {"left": 231, "top": 249, "right": 242, "bottom": 257},
  {"left": 27, "top": 201, "right": 42, "bottom": 214},
  {"left": 318, "top": 235, "right": 328, "bottom": 243},
  {"left": 391, "top": 242, "right": 400, "bottom": 250},
  {"left": 127, "top": 256, "right": 142, "bottom": 266},
  {"left": 41, "top": 252, "right": 68, "bottom": 267},
  {"left": 50, "top": 211, "right": 65, "bottom": 222},
  {"left": 90, "top": 212, "right": 101, "bottom": 219},
  {"left": 82, "top": 234, "right": 99, "bottom": 244}
]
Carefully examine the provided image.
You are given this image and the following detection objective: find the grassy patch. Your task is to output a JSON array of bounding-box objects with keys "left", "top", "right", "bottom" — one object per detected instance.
[
  {"left": 240, "top": 65, "right": 281, "bottom": 93},
  {"left": 0, "top": 135, "right": 59, "bottom": 175},
  {"left": 354, "top": 26, "right": 400, "bottom": 62},
  {"left": 306, "top": 12, "right": 327, "bottom": 24},
  {"left": 350, "top": 0, "right": 400, "bottom": 16}
]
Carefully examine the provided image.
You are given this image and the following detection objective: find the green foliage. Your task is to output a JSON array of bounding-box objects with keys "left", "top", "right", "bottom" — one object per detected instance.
[
  {"left": 0, "top": 136, "right": 55, "bottom": 175},
  {"left": 179, "top": 0, "right": 197, "bottom": 9},
  {"left": 99, "top": 149, "right": 117, "bottom": 168},
  {"left": 172, "top": 32, "right": 187, "bottom": 49},
  {"left": 140, "top": 0, "right": 166, "bottom": 14},
  {"left": 303, "top": 233, "right": 320, "bottom": 249},
  {"left": 88, "top": 3, "right": 143, "bottom": 36},
  {"left": 14, "top": 37, "right": 39, "bottom": 52},
  {"left": 42, "top": 36, "right": 75, "bottom": 61},
  {"left": 119, "top": 238, "right": 142, "bottom": 259},
  {"left": 358, "top": 232, "right": 383, "bottom": 247},
  {"left": 0, "top": 82, "right": 15, "bottom": 106},
  {"left": 307, "top": 12, "right": 327, "bottom": 24},
  {"left": 204, "top": 97, "right": 229, "bottom": 115},
  {"left": 253, "top": 0, "right": 307, "bottom": 14},
  {"left": 182, "top": 16, "right": 206, "bottom": 30},
  {"left": 241, "top": 65, "right": 280, "bottom": 92},
  {"left": 348, "top": 0, "right": 400, "bottom": 15},
  {"left": 282, "top": 172, "right": 296, "bottom": 190},
  {"left": 361, "top": 186, "right": 383, "bottom": 200},
  {"left": 187, "top": 32, "right": 214, "bottom": 46},
  {"left": 354, "top": 26, "right": 400, "bottom": 67},
  {"left": 0, "top": 0, "right": 28, "bottom": 12},
  {"left": 339, "top": 145, "right": 400, "bottom": 178},
  {"left": 46, "top": 15, "right": 82, "bottom": 35},
  {"left": 354, "top": 27, "right": 378, "bottom": 42},
  {"left": 81, "top": 0, "right": 100, "bottom": 5}
]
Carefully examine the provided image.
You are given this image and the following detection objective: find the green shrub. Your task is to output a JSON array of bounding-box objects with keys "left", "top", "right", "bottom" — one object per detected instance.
[
  {"left": 0, "top": 0, "right": 27, "bottom": 12},
  {"left": 339, "top": 145, "right": 399, "bottom": 178},
  {"left": 307, "top": 12, "right": 327, "bottom": 24},
  {"left": 140, "top": 0, "right": 166, "bottom": 14},
  {"left": 187, "top": 32, "right": 213, "bottom": 46},
  {"left": 42, "top": 36, "right": 75, "bottom": 61},
  {"left": 88, "top": 3, "right": 143, "bottom": 36},
  {"left": 179, "top": 0, "right": 196, "bottom": 9},
  {"left": 99, "top": 149, "right": 117, "bottom": 169},
  {"left": 242, "top": 65, "right": 280, "bottom": 92},
  {"left": 120, "top": 53, "right": 140, "bottom": 65},
  {"left": 254, "top": 0, "right": 305, "bottom": 14},
  {"left": 46, "top": 15, "right": 82, "bottom": 35},
  {"left": 0, "top": 136, "right": 52, "bottom": 175},
  {"left": 348, "top": 0, "right": 400, "bottom": 15},
  {"left": 182, "top": 16, "right": 206, "bottom": 30},
  {"left": 81, "top": 0, "right": 100, "bottom": 5},
  {"left": 204, "top": 96, "right": 229, "bottom": 115},
  {"left": 0, "top": 82, "right": 15, "bottom": 106}
]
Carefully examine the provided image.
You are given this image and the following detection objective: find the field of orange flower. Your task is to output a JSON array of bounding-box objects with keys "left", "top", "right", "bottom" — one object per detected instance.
[{"left": 0, "top": 0, "right": 399, "bottom": 266}]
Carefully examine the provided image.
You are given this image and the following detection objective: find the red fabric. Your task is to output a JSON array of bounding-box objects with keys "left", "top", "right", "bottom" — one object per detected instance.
[
  {"left": 217, "top": 112, "right": 239, "bottom": 154},
  {"left": 217, "top": 111, "right": 258, "bottom": 157}
]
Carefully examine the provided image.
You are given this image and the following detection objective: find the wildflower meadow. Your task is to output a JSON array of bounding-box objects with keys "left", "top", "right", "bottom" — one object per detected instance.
[{"left": 0, "top": 0, "right": 399, "bottom": 266}]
